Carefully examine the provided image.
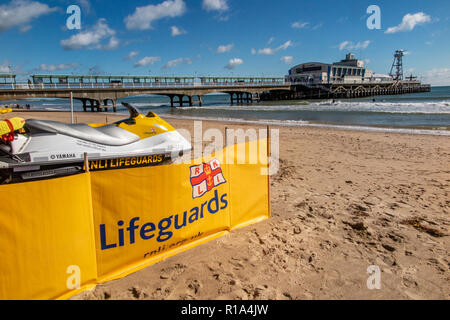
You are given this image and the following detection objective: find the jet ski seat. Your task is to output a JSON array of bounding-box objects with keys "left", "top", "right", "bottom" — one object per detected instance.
[{"left": 25, "top": 119, "right": 140, "bottom": 146}]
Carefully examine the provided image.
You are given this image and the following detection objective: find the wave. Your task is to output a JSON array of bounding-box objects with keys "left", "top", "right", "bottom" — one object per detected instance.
[
  {"left": 173, "top": 100, "right": 450, "bottom": 114},
  {"left": 44, "top": 107, "right": 65, "bottom": 111},
  {"left": 117, "top": 102, "right": 170, "bottom": 108},
  {"left": 162, "top": 114, "right": 450, "bottom": 136},
  {"left": 42, "top": 103, "right": 66, "bottom": 106},
  {"left": 312, "top": 100, "right": 450, "bottom": 112}
]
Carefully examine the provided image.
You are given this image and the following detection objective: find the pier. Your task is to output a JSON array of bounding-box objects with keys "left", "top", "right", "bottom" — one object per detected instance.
[
  {"left": 0, "top": 73, "right": 431, "bottom": 112},
  {"left": 0, "top": 75, "right": 289, "bottom": 112}
]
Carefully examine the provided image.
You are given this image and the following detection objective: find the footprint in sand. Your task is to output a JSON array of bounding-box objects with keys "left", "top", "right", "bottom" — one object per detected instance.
[
  {"left": 186, "top": 279, "right": 202, "bottom": 295},
  {"left": 160, "top": 263, "right": 187, "bottom": 280},
  {"left": 128, "top": 286, "right": 148, "bottom": 300}
]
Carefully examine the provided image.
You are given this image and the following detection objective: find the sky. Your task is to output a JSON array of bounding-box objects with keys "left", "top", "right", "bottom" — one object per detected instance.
[{"left": 0, "top": 0, "right": 449, "bottom": 85}]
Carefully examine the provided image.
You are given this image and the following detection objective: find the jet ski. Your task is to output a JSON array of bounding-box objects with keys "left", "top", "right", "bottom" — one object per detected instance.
[{"left": 0, "top": 103, "right": 192, "bottom": 184}]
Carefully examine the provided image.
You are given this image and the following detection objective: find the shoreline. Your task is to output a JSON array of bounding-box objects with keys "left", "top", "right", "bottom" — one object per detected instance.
[{"left": 5, "top": 110, "right": 450, "bottom": 136}]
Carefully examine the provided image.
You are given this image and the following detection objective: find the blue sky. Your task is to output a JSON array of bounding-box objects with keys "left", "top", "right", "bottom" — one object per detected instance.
[{"left": 0, "top": 0, "right": 449, "bottom": 84}]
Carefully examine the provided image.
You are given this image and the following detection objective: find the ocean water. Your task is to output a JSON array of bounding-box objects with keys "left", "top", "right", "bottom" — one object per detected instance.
[{"left": 4, "top": 86, "right": 450, "bottom": 133}]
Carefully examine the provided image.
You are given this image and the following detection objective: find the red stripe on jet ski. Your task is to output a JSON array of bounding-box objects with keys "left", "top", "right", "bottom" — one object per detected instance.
[{"left": 1, "top": 119, "right": 15, "bottom": 142}]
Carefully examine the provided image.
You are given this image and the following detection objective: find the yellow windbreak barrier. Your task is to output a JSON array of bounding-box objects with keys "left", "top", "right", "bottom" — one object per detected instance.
[
  {"left": 0, "top": 174, "right": 98, "bottom": 300},
  {"left": 0, "top": 139, "right": 270, "bottom": 299},
  {"left": 91, "top": 138, "right": 270, "bottom": 283},
  {"left": 228, "top": 138, "right": 270, "bottom": 230}
]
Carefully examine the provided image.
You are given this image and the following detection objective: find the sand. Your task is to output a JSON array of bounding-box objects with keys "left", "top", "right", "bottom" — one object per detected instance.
[{"left": 3, "top": 111, "right": 449, "bottom": 300}]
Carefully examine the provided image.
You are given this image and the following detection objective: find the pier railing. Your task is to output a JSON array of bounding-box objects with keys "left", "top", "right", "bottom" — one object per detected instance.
[{"left": 0, "top": 81, "right": 290, "bottom": 91}]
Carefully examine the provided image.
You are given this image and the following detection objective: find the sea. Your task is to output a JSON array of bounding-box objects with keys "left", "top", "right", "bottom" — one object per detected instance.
[{"left": 4, "top": 86, "right": 450, "bottom": 135}]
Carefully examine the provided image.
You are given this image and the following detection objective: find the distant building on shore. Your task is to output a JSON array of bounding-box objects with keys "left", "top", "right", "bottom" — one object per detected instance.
[{"left": 286, "top": 53, "right": 393, "bottom": 85}]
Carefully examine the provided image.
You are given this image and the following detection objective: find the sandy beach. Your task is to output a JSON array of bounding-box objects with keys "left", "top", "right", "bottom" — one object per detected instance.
[{"left": 3, "top": 111, "right": 449, "bottom": 300}]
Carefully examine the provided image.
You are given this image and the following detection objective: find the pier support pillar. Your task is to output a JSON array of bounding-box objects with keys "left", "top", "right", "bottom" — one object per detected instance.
[
  {"left": 102, "top": 99, "right": 109, "bottom": 112},
  {"left": 246, "top": 93, "right": 251, "bottom": 104},
  {"left": 95, "top": 100, "right": 101, "bottom": 112},
  {"left": 252, "top": 92, "right": 260, "bottom": 103},
  {"left": 81, "top": 99, "right": 88, "bottom": 112},
  {"left": 88, "top": 99, "right": 95, "bottom": 112}
]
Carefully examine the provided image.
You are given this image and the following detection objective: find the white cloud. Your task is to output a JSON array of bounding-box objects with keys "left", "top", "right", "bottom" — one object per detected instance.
[
  {"left": 0, "top": 62, "right": 11, "bottom": 73},
  {"left": 251, "top": 48, "right": 256, "bottom": 55},
  {"left": 385, "top": 12, "right": 431, "bottom": 34},
  {"left": 60, "top": 19, "right": 118, "bottom": 50},
  {"left": 338, "top": 40, "right": 371, "bottom": 51},
  {"left": 203, "top": 0, "right": 228, "bottom": 11},
  {"left": 36, "top": 63, "right": 80, "bottom": 72},
  {"left": 0, "top": 0, "right": 57, "bottom": 33},
  {"left": 278, "top": 41, "right": 292, "bottom": 50},
  {"left": 125, "top": 0, "right": 186, "bottom": 31},
  {"left": 422, "top": 68, "right": 450, "bottom": 86},
  {"left": 338, "top": 41, "right": 350, "bottom": 50},
  {"left": 170, "top": 25, "right": 187, "bottom": 36},
  {"left": 225, "top": 58, "right": 243, "bottom": 70},
  {"left": 134, "top": 56, "right": 161, "bottom": 68},
  {"left": 258, "top": 48, "right": 276, "bottom": 55},
  {"left": 291, "top": 21, "right": 309, "bottom": 29},
  {"left": 125, "top": 51, "right": 140, "bottom": 60},
  {"left": 163, "top": 57, "right": 192, "bottom": 69},
  {"left": 267, "top": 37, "right": 275, "bottom": 45},
  {"left": 0, "top": 60, "right": 26, "bottom": 75},
  {"left": 217, "top": 44, "right": 234, "bottom": 54},
  {"left": 280, "top": 56, "right": 294, "bottom": 65},
  {"left": 258, "top": 40, "right": 293, "bottom": 55},
  {"left": 103, "top": 36, "right": 120, "bottom": 50}
]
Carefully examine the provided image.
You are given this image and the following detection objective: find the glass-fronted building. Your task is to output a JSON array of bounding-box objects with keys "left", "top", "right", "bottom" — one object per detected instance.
[{"left": 286, "top": 53, "right": 388, "bottom": 85}]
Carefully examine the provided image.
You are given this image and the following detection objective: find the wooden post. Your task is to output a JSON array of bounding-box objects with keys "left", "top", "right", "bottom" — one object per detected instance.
[
  {"left": 70, "top": 92, "right": 74, "bottom": 124},
  {"left": 266, "top": 125, "right": 271, "bottom": 216},
  {"left": 84, "top": 153, "right": 89, "bottom": 173},
  {"left": 225, "top": 127, "right": 228, "bottom": 147}
]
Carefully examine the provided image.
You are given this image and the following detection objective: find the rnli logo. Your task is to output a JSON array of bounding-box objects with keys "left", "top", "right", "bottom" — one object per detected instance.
[{"left": 190, "top": 159, "right": 227, "bottom": 199}]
